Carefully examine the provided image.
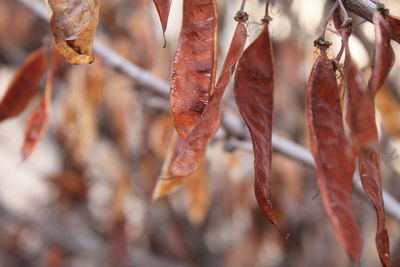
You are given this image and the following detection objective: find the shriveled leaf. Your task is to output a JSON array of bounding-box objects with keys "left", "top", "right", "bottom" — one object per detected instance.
[
  {"left": 233, "top": 23, "right": 279, "bottom": 228},
  {"left": 386, "top": 12, "right": 400, "bottom": 43},
  {"left": 359, "top": 149, "right": 391, "bottom": 267},
  {"left": 369, "top": 11, "right": 395, "bottom": 96},
  {"left": 0, "top": 47, "right": 47, "bottom": 121},
  {"left": 306, "top": 45, "right": 362, "bottom": 263},
  {"left": 375, "top": 86, "right": 400, "bottom": 138},
  {"left": 22, "top": 48, "right": 60, "bottom": 159},
  {"left": 170, "top": 0, "right": 218, "bottom": 139},
  {"left": 170, "top": 20, "right": 248, "bottom": 177},
  {"left": 153, "top": 0, "right": 172, "bottom": 34},
  {"left": 335, "top": 11, "right": 378, "bottom": 154},
  {"left": 48, "top": 0, "right": 100, "bottom": 64}
]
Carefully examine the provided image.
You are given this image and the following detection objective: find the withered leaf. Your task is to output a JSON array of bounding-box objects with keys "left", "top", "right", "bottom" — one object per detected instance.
[
  {"left": 22, "top": 48, "right": 61, "bottom": 159},
  {"left": 0, "top": 47, "right": 48, "bottom": 122},
  {"left": 375, "top": 86, "right": 400, "bottom": 138},
  {"left": 369, "top": 11, "right": 395, "bottom": 96},
  {"left": 359, "top": 149, "right": 391, "bottom": 267},
  {"left": 170, "top": 0, "right": 218, "bottom": 139},
  {"left": 306, "top": 46, "right": 362, "bottom": 263},
  {"left": 48, "top": 0, "right": 100, "bottom": 64},
  {"left": 334, "top": 11, "right": 378, "bottom": 154},
  {"left": 233, "top": 23, "right": 279, "bottom": 228},
  {"left": 153, "top": 0, "right": 172, "bottom": 34},
  {"left": 170, "top": 21, "right": 247, "bottom": 178}
]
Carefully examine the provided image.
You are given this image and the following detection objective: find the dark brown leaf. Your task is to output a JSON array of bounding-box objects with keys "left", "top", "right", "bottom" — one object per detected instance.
[
  {"left": 170, "top": 0, "right": 218, "bottom": 139},
  {"left": 359, "top": 149, "right": 391, "bottom": 267},
  {"left": 306, "top": 45, "right": 362, "bottom": 263},
  {"left": 233, "top": 23, "right": 279, "bottom": 228},
  {"left": 0, "top": 47, "right": 47, "bottom": 122}
]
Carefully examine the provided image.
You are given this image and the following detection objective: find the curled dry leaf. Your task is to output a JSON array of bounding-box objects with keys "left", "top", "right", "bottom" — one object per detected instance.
[
  {"left": 22, "top": 48, "right": 61, "bottom": 159},
  {"left": 369, "top": 11, "right": 395, "bottom": 96},
  {"left": 306, "top": 44, "right": 362, "bottom": 263},
  {"left": 170, "top": 20, "right": 247, "bottom": 178},
  {"left": 359, "top": 149, "right": 391, "bottom": 267},
  {"left": 170, "top": 0, "right": 218, "bottom": 139},
  {"left": 153, "top": 0, "right": 172, "bottom": 35},
  {"left": 233, "top": 23, "right": 279, "bottom": 228},
  {"left": 0, "top": 47, "right": 48, "bottom": 122},
  {"left": 48, "top": 0, "right": 100, "bottom": 64},
  {"left": 334, "top": 10, "right": 378, "bottom": 154}
]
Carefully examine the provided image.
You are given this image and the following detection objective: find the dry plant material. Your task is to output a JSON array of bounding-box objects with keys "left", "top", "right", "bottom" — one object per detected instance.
[
  {"left": 153, "top": 0, "right": 172, "bottom": 35},
  {"left": 335, "top": 8, "right": 391, "bottom": 266},
  {"left": 170, "top": 17, "right": 248, "bottom": 178},
  {"left": 22, "top": 48, "right": 61, "bottom": 159},
  {"left": 306, "top": 42, "right": 362, "bottom": 263},
  {"left": 233, "top": 20, "right": 279, "bottom": 229},
  {"left": 47, "top": 0, "right": 100, "bottom": 64},
  {"left": 369, "top": 10, "right": 395, "bottom": 96},
  {"left": 375, "top": 86, "right": 400, "bottom": 138},
  {"left": 334, "top": 10, "right": 378, "bottom": 155},
  {"left": 0, "top": 47, "right": 48, "bottom": 121},
  {"left": 170, "top": 0, "right": 218, "bottom": 139}
]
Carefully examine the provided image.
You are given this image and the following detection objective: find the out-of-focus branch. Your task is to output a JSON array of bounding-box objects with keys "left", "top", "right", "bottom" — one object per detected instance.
[
  {"left": 342, "top": 0, "right": 377, "bottom": 22},
  {"left": 15, "top": 0, "right": 400, "bottom": 223}
]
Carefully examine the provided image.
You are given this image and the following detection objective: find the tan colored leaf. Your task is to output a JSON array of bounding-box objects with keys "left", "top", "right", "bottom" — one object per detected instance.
[{"left": 48, "top": 0, "right": 100, "bottom": 64}]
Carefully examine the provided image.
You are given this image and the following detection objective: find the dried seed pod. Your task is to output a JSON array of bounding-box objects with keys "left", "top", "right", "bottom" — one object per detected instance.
[
  {"left": 233, "top": 22, "right": 279, "bottom": 228},
  {"left": 306, "top": 43, "right": 362, "bottom": 263},
  {"left": 170, "top": 0, "right": 218, "bottom": 139}
]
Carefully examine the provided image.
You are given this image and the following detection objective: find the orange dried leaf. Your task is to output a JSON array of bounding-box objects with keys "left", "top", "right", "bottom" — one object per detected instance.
[
  {"left": 153, "top": 0, "right": 172, "bottom": 34},
  {"left": 170, "top": 21, "right": 247, "bottom": 177},
  {"left": 234, "top": 24, "right": 279, "bottom": 228},
  {"left": 306, "top": 46, "right": 362, "bottom": 263},
  {"left": 375, "top": 87, "right": 400, "bottom": 138},
  {"left": 48, "top": 0, "right": 100, "bottom": 64},
  {"left": 170, "top": 0, "right": 218, "bottom": 139},
  {"left": 0, "top": 47, "right": 48, "bottom": 122},
  {"left": 21, "top": 49, "right": 60, "bottom": 159}
]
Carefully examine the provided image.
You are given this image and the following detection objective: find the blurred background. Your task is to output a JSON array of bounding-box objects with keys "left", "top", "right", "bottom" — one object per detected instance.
[{"left": 0, "top": 0, "right": 400, "bottom": 266}]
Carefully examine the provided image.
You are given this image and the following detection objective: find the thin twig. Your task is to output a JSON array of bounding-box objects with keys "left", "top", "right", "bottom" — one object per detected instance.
[{"left": 15, "top": 0, "right": 400, "bottom": 223}]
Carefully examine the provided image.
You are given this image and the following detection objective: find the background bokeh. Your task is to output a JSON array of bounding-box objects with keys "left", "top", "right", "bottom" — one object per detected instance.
[{"left": 0, "top": 0, "right": 399, "bottom": 266}]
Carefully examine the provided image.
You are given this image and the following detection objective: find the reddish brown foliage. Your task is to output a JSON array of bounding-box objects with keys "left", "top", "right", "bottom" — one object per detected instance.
[
  {"left": 0, "top": 47, "right": 48, "bottom": 122},
  {"left": 170, "top": 20, "right": 247, "bottom": 177},
  {"left": 170, "top": 0, "right": 218, "bottom": 139},
  {"left": 233, "top": 23, "right": 278, "bottom": 228},
  {"left": 306, "top": 45, "right": 362, "bottom": 263}
]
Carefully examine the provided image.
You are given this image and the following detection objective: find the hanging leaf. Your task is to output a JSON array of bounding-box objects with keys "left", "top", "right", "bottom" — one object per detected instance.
[
  {"left": 0, "top": 47, "right": 48, "bottom": 122},
  {"left": 306, "top": 42, "right": 362, "bottom": 263},
  {"left": 359, "top": 149, "right": 391, "bottom": 267},
  {"left": 375, "top": 86, "right": 400, "bottom": 138},
  {"left": 334, "top": 11, "right": 378, "bottom": 155},
  {"left": 47, "top": 0, "right": 100, "bottom": 64},
  {"left": 170, "top": 17, "right": 248, "bottom": 178},
  {"left": 153, "top": 0, "right": 172, "bottom": 35},
  {"left": 233, "top": 21, "right": 279, "bottom": 229},
  {"left": 369, "top": 10, "right": 395, "bottom": 96},
  {"left": 170, "top": 0, "right": 218, "bottom": 139},
  {"left": 22, "top": 48, "right": 61, "bottom": 159}
]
